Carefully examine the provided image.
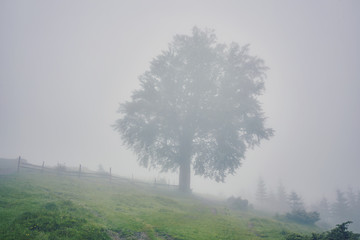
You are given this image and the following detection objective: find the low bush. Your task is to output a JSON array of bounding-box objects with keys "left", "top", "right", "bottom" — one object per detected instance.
[
  {"left": 285, "top": 210, "right": 320, "bottom": 225},
  {"left": 227, "top": 196, "right": 252, "bottom": 211},
  {"left": 286, "top": 221, "right": 360, "bottom": 240}
]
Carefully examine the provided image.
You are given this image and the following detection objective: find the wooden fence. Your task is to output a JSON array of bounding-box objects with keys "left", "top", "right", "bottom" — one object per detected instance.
[{"left": 15, "top": 156, "right": 178, "bottom": 190}]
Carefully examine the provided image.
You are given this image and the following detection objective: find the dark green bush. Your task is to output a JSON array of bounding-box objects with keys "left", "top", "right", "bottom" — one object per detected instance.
[
  {"left": 327, "top": 221, "right": 360, "bottom": 240},
  {"left": 286, "top": 210, "right": 320, "bottom": 225},
  {"left": 227, "top": 196, "right": 251, "bottom": 211},
  {"left": 285, "top": 221, "right": 360, "bottom": 240}
]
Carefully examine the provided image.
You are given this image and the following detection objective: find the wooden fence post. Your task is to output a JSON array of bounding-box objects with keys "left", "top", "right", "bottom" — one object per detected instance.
[
  {"left": 41, "top": 161, "right": 45, "bottom": 173},
  {"left": 17, "top": 156, "right": 21, "bottom": 173},
  {"left": 109, "top": 167, "right": 112, "bottom": 182},
  {"left": 78, "top": 164, "right": 81, "bottom": 177}
]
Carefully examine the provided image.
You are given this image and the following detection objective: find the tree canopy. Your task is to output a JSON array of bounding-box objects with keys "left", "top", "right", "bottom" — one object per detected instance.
[{"left": 114, "top": 27, "right": 273, "bottom": 191}]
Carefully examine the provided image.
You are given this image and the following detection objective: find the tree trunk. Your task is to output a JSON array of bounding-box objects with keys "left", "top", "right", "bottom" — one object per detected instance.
[
  {"left": 178, "top": 130, "right": 193, "bottom": 192},
  {"left": 179, "top": 155, "right": 191, "bottom": 192}
]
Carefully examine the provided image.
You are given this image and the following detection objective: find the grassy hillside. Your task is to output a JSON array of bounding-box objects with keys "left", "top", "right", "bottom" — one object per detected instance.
[{"left": 0, "top": 172, "right": 320, "bottom": 240}]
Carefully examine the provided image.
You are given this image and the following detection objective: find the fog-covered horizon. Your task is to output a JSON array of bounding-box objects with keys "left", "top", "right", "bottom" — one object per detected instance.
[{"left": 1, "top": 0, "right": 360, "bottom": 205}]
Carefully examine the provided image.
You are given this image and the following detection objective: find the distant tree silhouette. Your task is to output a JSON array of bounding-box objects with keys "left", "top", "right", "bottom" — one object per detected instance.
[
  {"left": 332, "top": 190, "right": 349, "bottom": 223},
  {"left": 256, "top": 177, "right": 267, "bottom": 207},
  {"left": 288, "top": 191, "right": 304, "bottom": 212},
  {"left": 276, "top": 181, "right": 289, "bottom": 213},
  {"left": 346, "top": 188, "right": 360, "bottom": 233},
  {"left": 316, "top": 197, "right": 332, "bottom": 227}
]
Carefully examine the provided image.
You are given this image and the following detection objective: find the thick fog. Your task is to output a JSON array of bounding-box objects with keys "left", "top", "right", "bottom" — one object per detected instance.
[{"left": 1, "top": 0, "right": 359, "bottom": 204}]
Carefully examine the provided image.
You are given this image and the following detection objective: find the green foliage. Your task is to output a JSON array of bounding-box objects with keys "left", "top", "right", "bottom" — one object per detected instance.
[
  {"left": 327, "top": 222, "right": 360, "bottom": 240},
  {"left": 227, "top": 196, "right": 251, "bottom": 211},
  {"left": 285, "top": 221, "right": 360, "bottom": 240},
  {"left": 286, "top": 210, "right": 320, "bottom": 225}
]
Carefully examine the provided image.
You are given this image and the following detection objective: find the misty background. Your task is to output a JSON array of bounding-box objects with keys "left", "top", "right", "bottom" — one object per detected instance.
[{"left": 1, "top": 0, "right": 359, "bottom": 205}]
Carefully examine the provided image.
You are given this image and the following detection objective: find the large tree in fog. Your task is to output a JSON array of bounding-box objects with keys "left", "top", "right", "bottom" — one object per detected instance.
[{"left": 114, "top": 27, "right": 273, "bottom": 192}]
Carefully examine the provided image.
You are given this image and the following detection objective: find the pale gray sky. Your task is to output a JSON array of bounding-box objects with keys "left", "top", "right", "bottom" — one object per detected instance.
[{"left": 1, "top": 0, "right": 359, "bottom": 203}]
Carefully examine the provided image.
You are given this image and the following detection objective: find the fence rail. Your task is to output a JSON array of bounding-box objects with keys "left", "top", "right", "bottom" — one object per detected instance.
[{"left": 15, "top": 157, "right": 178, "bottom": 190}]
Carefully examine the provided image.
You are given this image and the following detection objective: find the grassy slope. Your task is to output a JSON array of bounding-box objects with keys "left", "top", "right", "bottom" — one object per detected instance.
[{"left": 0, "top": 173, "right": 320, "bottom": 240}]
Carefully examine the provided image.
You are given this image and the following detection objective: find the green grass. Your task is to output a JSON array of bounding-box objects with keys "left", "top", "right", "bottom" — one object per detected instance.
[{"left": 0, "top": 173, "right": 320, "bottom": 240}]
